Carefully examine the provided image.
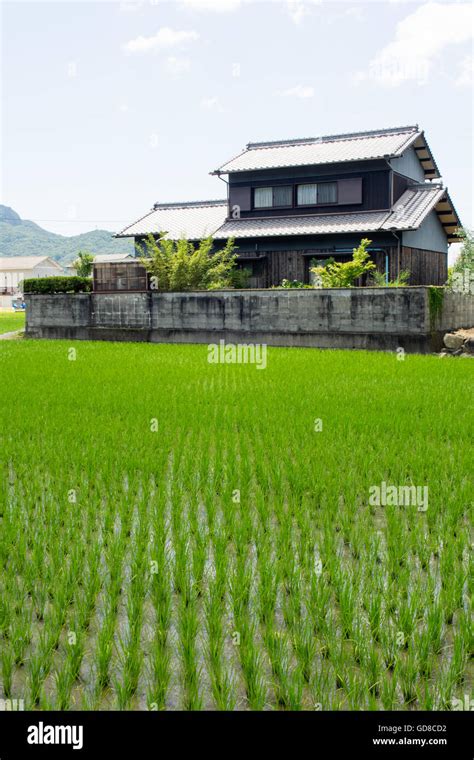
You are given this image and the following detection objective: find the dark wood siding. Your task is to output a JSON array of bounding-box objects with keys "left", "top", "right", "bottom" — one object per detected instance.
[
  {"left": 254, "top": 247, "right": 446, "bottom": 287},
  {"left": 248, "top": 249, "right": 387, "bottom": 287},
  {"left": 238, "top": 246, "right": 446, "bottom": 287},
  {"left": 235, "top": 254, "right": 268, "bottom": 288},
  {"left": 230, "top": 170, "right": 390, "bottom": 217},
  {"left": 399, "top": 247, "right": 447, "bottom": 286},
  {"left": 392, "top": 172, "right": 410, "bottom": 204}
]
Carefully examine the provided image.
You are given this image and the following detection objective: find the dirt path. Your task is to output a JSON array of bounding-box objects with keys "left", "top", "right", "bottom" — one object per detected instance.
[{"left": 0, "top": 330, "right": 24, "bottom": 340}]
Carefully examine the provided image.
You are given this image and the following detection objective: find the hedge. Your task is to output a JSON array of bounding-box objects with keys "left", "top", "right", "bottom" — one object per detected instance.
[{"left": 23, "top": 276, "right": 92, "bottom": 294}]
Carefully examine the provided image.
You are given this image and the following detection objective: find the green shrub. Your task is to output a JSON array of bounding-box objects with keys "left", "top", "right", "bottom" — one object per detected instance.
[
  {"left": 72, "top": 251, "right": 94, "bottom": 277},
  {"left": 230, "top": 267, "right": 252, "bottom": 289},
  {"left": 140, "top": 234, "right": 238, "bottom": 291},
  {"left": 369, "top": 269, "right": 411, "bottom": 287},
  {"left": 428, "top": 286, "right": 444, "bottom": 332},
  {"left": 310, "top": 238, "right": 376, "bottom": 287},
  {"left": 23, "top": 276, "right": 93, "bottom": 294}
]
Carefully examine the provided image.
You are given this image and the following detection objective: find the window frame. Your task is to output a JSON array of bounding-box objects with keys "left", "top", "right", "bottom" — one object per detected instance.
[
  {"left": 297, "top": 181, "right": 338, "bottom": 207},
  {"left": 253, "top": 185, "right": 293, "bottom": 210}
]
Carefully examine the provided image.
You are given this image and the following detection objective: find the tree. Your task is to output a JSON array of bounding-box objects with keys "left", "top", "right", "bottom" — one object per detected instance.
[
  {"left": 72, "top": 251, "right": 94, "bottom": 277},
  {"left": 452, "top": 227, "right": 474, "bottom": 271},
  {"left": 310, "top": 238, "right": 376, "bottom": 287},
  {"left": 447, "top": 227, "right": 474, "bottom": 291},
  {"left": 450, "top": 227, "right": 474, "bottom": 272},
  {"left": 139, "top": 234, "right": 238, "bottom": 291}
]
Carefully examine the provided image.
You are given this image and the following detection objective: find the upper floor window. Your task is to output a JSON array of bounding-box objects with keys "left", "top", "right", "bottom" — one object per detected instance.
[
  {"left": 297, "top": 181, "right": 337, "bottom": 206},
  {"left": 254, "top": 185, "right": 292, "bottom": 209}
]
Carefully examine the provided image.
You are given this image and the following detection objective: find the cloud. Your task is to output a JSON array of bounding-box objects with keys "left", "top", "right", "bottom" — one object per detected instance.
[
  {"left": 200, "top": 96, "right": 225, "bottom": 112},
  {"left": 277, "top": 84, "right": 315, "bottom": 98},
  {"left": 119, "top": 1, "right": 144, "bottom": 12},
  {"left": 180, "top": 0, "right": 242, "bottom": 10},
  {"left": 455, "top": 54, "right": 474, "bottom": 87},
  {"left": 355, "top": 2, "right": 474, "bottom": 87},
  {"left": 286, "top": 0, "right": 322, "bottom": 25},
  {"left": 123, "top": 27, "right": 199, "bottom": 54},
  {"left": 165, "top": 56, "right": 191, "bottom": 76}
]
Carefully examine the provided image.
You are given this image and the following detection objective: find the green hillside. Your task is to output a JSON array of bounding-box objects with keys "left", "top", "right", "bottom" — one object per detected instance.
[{"left": 0, "top": 205, "right": 134, "bottom": 264}]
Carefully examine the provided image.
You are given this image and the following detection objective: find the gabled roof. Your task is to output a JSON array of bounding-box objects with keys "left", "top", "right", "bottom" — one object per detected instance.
[
  {"left": 117, "top": 183, "right": 460, "bottom": 244},
  {"left": 212, "top": 183, "right": 460, "bottom": 241},
  {"left": 381, "top": 184, "right": 461, "bottom": 242},
  {"left": 381, "top": 184, "right": 443, "bottom": 230},
  {"left": 212, "top": 125, "right": 440, "bottom": 179},
  {"left": 0, "top": 256, "right": 63, "bottom": 270},
  {"left": 116, "top": 200, "right": 227, "bottom": 240}
]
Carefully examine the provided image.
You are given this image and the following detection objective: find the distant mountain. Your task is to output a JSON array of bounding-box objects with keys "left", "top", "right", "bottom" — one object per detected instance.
[{"left": 0, "top": 205, "right": 134, "bottom": 264}]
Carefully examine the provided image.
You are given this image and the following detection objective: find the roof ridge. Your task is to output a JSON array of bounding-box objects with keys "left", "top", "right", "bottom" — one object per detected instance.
[
  {"left": 152, "top": 199, "right": 226, "bottom": 209},
  {"left": 0, "top": 254, "right": 49, "bottom": 260},
  {"left": 247, "top": 125, "right": 419, "bottom": 150},
  {"left": 405, "top": 181, "right": 443, "bottom": 189}
]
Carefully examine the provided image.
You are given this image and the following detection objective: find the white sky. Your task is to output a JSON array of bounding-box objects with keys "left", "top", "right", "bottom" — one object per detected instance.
[{"left": 1, "top": 0, "right": 473, "bottom": 263}]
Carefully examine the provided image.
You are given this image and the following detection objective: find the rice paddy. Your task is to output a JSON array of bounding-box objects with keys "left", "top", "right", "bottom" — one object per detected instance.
[{"left": 0, "top": 340, "right": 472, "bottom": 710}]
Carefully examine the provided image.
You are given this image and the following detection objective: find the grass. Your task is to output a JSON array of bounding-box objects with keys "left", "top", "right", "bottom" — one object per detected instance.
[
  {"left": 0, "top": 311, "right": 25, "bottom": 335},
  {"left": 0, "top": 339, "right": 472, "bottom": 710}
]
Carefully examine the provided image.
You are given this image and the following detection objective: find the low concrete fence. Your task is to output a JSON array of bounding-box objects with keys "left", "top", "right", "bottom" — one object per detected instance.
[{"left": 24, "top": 288, "right": 474, "bottom": 353}]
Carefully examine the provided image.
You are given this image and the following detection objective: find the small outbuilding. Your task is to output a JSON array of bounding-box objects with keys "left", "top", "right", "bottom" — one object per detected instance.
[{"left": 0, "top": 256, "right": 64, "bottom": 304}]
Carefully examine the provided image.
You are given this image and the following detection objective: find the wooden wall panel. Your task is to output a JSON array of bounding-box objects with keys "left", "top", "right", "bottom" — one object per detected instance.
[{"left": 400, "top": 247, "right": 447, "bottom": 285}]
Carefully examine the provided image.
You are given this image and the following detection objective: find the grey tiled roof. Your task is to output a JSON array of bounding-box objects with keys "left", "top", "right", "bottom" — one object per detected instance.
[
  {"left": 213, "top": 211, "right": 388, "bottom": 239},
  {"left": 116, "top": 200, "right": 227, "bottom": 240},
  {"left": 213, "top": 183, "right": 449, "bottom": 239},
  {"left": 381, "top": 184, "right": 445, "bottom": 230},
  {"left": 117, "top": 183, "right": 458, "bottom": 244},
  {"left": 213, "top": 126, "right": 422, "bottom": 174}
]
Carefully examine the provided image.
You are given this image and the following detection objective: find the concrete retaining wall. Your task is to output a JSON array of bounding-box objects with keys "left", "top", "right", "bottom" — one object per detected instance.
[{"left": 24, "top": 288, "right": 474, "bottom": 353}]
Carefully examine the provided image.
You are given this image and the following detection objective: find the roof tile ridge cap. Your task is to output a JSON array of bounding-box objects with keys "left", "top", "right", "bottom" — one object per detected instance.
[
  {"left": 227, "top": 125, "right": 420, "bottom": 156},
  {"left": 246, "top": 137, "right": 316, "bottom": 149},
  {"left": 409, "top": 181, "right": 443, "bottom": 190},
  {"left": 153, "top": 199, "right": 227, "bottom": 209},
  {"left": 317, "top": 125, "right": 419, "bottom": 144},
  {"left": 247, "top": 127, "right": 418, "bottom": 150}
]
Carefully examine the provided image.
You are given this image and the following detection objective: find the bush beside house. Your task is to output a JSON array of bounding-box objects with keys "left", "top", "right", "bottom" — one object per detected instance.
[{"left": 23, "top": 276, "right": 93, "bottom": 294}]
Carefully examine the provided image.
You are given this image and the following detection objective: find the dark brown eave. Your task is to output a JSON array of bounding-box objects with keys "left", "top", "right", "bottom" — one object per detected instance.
[
  {"left": 412, "top": 131, "right": 441, "bottom": 180},
  {"left": 433, "top": 190, "right": 462, "bottom": 243}
]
